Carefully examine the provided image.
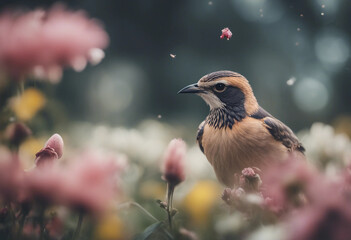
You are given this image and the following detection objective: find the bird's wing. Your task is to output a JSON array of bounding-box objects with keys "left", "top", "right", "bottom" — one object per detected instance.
[
  {"left": 263, "top": 117, "right": 305, "bottom": 152},
  {"left": 250, "top": 106, "right": 273, "bottom": 119},
  {"left": 251, "top": 107, "right": 305, "bottom": 153},
  {"left": 197, "top": 121, "right": 205, "bottom": 153}
]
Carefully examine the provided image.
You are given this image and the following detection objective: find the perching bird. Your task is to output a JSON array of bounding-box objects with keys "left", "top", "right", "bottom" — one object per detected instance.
[{"left": 178, "top": 71, "right": 305, "bottom": 187}]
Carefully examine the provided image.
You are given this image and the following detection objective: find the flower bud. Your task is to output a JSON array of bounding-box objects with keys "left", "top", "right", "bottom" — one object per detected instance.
[
  {"left": 161, "top": 139, "right": 186, "bottom": 188},
  {"left": 44, "top": 133, "right": 64, "bottom": 158},
  {"left": 4, "top": 122, "right": 31, "bottom": 147},
  {"left": 35, "top": 133, "right": 64, "bottom": 167},
  {"left": 239, "top": 167, "right": 262, "bottom": 192}
]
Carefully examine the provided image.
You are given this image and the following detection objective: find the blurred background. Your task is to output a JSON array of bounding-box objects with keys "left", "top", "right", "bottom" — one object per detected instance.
[
  {"left": 1, "top": 0, "right": 350, "bottom": 135},
  {"left": 1, "top": 1, "right": 351, "bottom": 239}
]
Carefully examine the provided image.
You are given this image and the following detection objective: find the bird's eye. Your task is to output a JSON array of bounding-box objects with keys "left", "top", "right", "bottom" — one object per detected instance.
[{"left": 213, "top": 83, "right": 226, "bottom": 92}]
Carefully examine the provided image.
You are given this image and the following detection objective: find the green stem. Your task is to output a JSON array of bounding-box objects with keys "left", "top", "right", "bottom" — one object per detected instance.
[
  {"left": 117, "top": 201, "right": 159, "bottom": 222},
  {"left": 166, "top": 183, "right": 175, "bottom": 230},
  {"left": 72, "top": 212, "right": 84, "bottom": 240}
]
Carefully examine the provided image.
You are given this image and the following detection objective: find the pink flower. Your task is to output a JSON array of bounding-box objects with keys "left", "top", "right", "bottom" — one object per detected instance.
[
  {"left": 286, "top": 196, "right": 351, "bottom": 240},
  {"left": 23, "top": 165, "right": 65, "bottom": 203},
  {"left": 220, "top": 27, "right": 232, "bottom": 40},
  {"left": 35, "top": 147, "right": 59, "bottom": 167},
  {"left": 44, "top": 133, "right": 64, "bottom": 158},
  {"left": 0, "top": 5, "right": 109, "bottom": 82},
  {"left": 26, "top": 151, "right": 124, "bottom": 214},
  {"left": 261, "top": 159, "right": 321, "bottom": 214},
  {"left": 60, "top": 152, "right": 123, "bottom": 214},
  {"left": 35, "top": 133, "right": 64, "bottom": 167},
  {"left": 161, "top": 139, "right": 186, "bottom": 187}
]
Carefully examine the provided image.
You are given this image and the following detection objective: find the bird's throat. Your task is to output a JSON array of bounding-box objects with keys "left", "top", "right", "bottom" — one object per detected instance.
[{"left": 207, "top": 106, "right": 246, "bottom": 129}]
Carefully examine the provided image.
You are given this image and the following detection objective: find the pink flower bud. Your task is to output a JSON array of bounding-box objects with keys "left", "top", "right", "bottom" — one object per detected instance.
[
  {"left": 35, "top": 134, "right": 64, "bottom": 167},
  {"left": 44, "top": 133, "right": 64, "bottom": 158},
  {"left": 242, "top": 167, "right": 256, "bottom": 177},
  {"left": 239, "top": 167, "right": 262, "bottom": 192},
  {"left": 35, "top": 147, "right": 58, "bottom": 167},
  {"left": 220, "top": 27, "right": 232, "bottom": 40},
  {"left": 161, "top": 139, "right": 186, "bottom": 187}
]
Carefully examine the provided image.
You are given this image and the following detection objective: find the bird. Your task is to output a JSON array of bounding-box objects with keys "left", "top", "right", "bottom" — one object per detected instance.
[{"left": 178, "top": 70, "right": 305, "bottom": 187}]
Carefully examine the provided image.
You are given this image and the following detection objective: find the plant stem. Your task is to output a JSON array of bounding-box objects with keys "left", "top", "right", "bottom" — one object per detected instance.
[
  {"left": 166, "top": 183, "right": 175, "bottom": 230},
  {"left": 117, "top": 201, "right": 159, "bottom": 222},
  {"left": 38, "top": 208, "right": 46, "bottom": 240},
  {"left": 16, "top": 210, "right": 28, "bottom": 240},
  {"left": 72, "top": 211, "right": 84, "bottom": 240},
  {"left": 6, "top": 203, "right": 16, "bottom": 240},
  {"left": 16, "top": 79, "right": 25, "bottom": 96}
]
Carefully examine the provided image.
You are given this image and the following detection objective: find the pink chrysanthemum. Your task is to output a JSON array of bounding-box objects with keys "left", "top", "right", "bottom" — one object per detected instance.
[
  {"left": 0, "top": 5, "right": 109, "bottom": 82},
  {"left": 161, "top": 139, "right": 186, "bottom": 187}
]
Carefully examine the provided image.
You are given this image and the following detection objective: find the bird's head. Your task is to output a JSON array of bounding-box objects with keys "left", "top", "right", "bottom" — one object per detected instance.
[{"left": 178, "top": 70, "right": 259, "bottom": 115}]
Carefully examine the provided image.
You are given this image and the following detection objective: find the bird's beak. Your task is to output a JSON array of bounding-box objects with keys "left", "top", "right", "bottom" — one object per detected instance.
[{"left": 177, "top": 83, "right": 204, "bottom": 94}]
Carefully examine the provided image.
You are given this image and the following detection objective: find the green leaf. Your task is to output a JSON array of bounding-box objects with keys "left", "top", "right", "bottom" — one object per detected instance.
[{"left": 134, "top": 222, "right": 173, "bottom": 240}]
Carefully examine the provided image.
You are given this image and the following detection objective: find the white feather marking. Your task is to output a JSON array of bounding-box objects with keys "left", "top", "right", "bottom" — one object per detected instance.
[{"left": 198, "top": 92, "right": 225, "bottom": 109}]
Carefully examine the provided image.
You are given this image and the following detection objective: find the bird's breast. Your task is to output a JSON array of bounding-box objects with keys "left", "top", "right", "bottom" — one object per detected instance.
[{"left": 201, "top": 117, "right": 287, "bottom": 186}]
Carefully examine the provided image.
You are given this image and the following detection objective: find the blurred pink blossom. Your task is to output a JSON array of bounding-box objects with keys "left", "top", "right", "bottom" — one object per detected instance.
[
  {"left": 287, "top": 195, "right": 351, "bottom": 240},
  {"left": 60, "top": 152, "right": 123, "bottom": 214},
  {"left": 23, "top": 165, "right": 64, "bottom": 203},
  {"left": 161, "top": 139, "right": 186, "bottom": 187},
  {"left": 261, "top": 159, "right": 320, "bottom": 214},
  {"left": 35, "top": 133, "right": 64, "bottom": 167},
  {"left": 220, "top": 27, "right": 232, "bottom": 40},
  {"left": 0, "top": 5, "right": 109, "bottom": 82},
  {"left": 26, "top": 151, "right": 124, "bottom": 214}
]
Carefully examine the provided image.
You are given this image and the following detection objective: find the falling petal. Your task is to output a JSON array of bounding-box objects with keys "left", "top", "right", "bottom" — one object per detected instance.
[{"left": 220, "top": 28, "right": 232, "bottom": 40}]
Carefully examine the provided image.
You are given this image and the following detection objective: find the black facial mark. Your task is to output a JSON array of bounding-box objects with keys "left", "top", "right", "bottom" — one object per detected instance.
[
  {"left": 213, "top": 86, "right": 245, "bottom": 109},
  {"left": 207, "top": 86, "right": 246, "bottom": 129}
]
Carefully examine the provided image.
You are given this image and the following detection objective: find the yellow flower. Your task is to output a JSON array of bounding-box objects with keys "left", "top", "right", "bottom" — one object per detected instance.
[
  {"left": 139, "top": 180, "right": 166, "bottom": 200},
  {"left": 11, "top": 88, "right": 46, "bottom": 121},
  {"left": 20, "top": 137, "right": 45, "bottom": 169},
  {"left": 183, "top": 180, "right": 222, "bottom": 226},
  {"left": 94, "top": 214, "right": 125, "bottom": 240}
]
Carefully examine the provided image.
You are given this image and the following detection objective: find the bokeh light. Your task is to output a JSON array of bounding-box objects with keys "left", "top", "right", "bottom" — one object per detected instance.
[
  {"left": 231, "top": 0, "right": 284, "bottom": 23},
  {"left": 315, "top": 30, "right": 350, "bottom": 71},
  {"left": 293, "top": 77, "right": 329, "bottom": 112}
]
